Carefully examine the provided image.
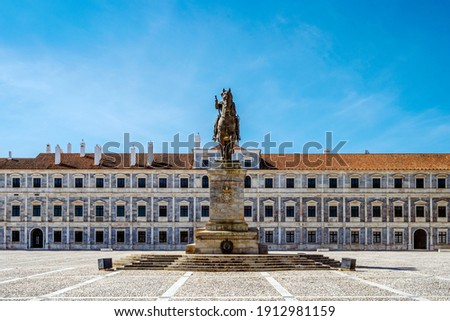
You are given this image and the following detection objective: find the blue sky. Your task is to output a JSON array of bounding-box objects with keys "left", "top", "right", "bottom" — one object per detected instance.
[{"left": 1, "top": 0, "right": 450, "bottom": 156}]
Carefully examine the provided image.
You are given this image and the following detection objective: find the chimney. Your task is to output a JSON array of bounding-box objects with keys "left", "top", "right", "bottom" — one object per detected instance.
[
  {"left": 130, "top": 145, "right": 136, "bottom": 167},
  {"left": 147, "top": 141, "right": 154, "bottom": 167},
  {"left": 55, "top": 145, "right": 62, "bottom": 165},
  {"left": 94, "top": 144, "right": 102, "bottom": 166},
  {"left": 8, "top": 151, "right": 12, "bottom": 160},
  {"left": 194, "top": 133, "right": 201, "bottom": 148},
  {"left": 323, "top": 149, "right": 330, "bottom": 154},
  {"left": 80, "top": 139, "right": 86, "bottom": 157},
  {"left": 67, "top": 143, "right": 72, "bottom": 153},
  {"left": 46, "top": 144, "right": 51, "bottom": 153}
]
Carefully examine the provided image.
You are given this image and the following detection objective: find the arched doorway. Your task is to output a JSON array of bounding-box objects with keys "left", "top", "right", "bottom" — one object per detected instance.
[
  {"left": 414, "top": 229, "right": 427, "bottom": 250},
  {"left": 30, "top": 228, "right": 44, "bottom": 249}
]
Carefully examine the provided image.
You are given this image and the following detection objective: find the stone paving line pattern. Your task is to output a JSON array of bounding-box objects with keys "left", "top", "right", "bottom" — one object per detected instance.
[{"left": 0, "top": 251, "right": 449, "bottom": 301}]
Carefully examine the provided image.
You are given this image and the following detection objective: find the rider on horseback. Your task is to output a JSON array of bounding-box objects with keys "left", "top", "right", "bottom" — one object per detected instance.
[{"left": 213, "top": 88, "right": 240, "bottom": 142}]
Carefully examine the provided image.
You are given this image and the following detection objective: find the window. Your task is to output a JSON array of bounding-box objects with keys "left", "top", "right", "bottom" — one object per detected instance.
[
  {"left": 265, "top": 178, "right": 273, "bottom": 188},
  {"left": 138, "top": 177, "right": 146, "bottom": 188},
  {"left": 75, "top": 205, "right": 83, "bottom": 217},
  {"left": 329, "top": 178, "right": 337, "bottom": 188},
  {"left": 96, "top": 178, "right": 104, "bottom": 188},
  {"left": 12, "top": 177, "right": 20, "bottom": 188},
  {"left": 265, "top": 205, "right": 273, "bottom": 217},
  {"left": 329, "top": 206, "right": 337, "bottom": 218},
  {"left": 307, "top": 178, "right": 316, "bottom": 188},
  {"left": 96, "top": 230, "right": 104, "bottom": 243},
  {"left": 372, "top": 206, "right": 381, "bottom": 218},
  {"left": 350, "top": 206, "right": 359, "bottom": 217},
  {"left": 245, "top": 176, "right": 252, "bottom": 188},
  {"left": 180, "top": 177, "right": 189, "bottom": 188},
  {"left": 286, "top": 231, "right": 295, "bottom": 243},
  {"left": 351, "top": 178, "right": 359, "bottom": 188},
  {"left": 416, "top": 206, "right": 425, "bottom": 218},
  {"left": 244, "top": 159, "right": 252, "bottom": 168},
  {"left": 54, "top": 178, "right": 62, "bottom": 188},
  {"left": 244, "top": 205, "right": 252, "bottom": 217},
  {"left": 138, "top": 231, "right": 146, "bottom": 243},
  {"left": 307, "top": 231, "right": 316, "bottom": 243},
  {"left": 12, "top": 230, "right": 20, "bottom": 242},
  {"left": 329, "top": 231, "right": 338, "bottom": 244},
  {"left": 159, "top": 178, "right": 167, "bottom": 188},
  {"left": 351, "top": 231, "right": 359, "bottom": 244},
  {"left": 12, "top": 205, "right": 20, "bottom": 217},
  {"left": 438, "top": 232, "right": 447, "bottom": 244},
  {"left": 286, "top": 178, "right": 294, "bottom": 188},
  {"left": 159, "top": 205, "right": 167, "bottom": 217},
  {"left": 286, "top": 206, "right": 295, "bottom": 217},
  {"left": 265, "top": 231, "right": 274, "bottom": 243},
  {"left": 416, "top": 178, "right": 424, "bottom": 188},
  {"left": 180, "top": 205, "right": 189, "bottom": 217},
  {"left": 116, "top": 205, "right": 125, "bottom": 217},
  {"left": 394, "top": 231, "right": 403, "bottom": 244},
  {"left": 159, "top": 230, "right": 167, "bottom": 243},
  {"left": 54, "top": 230, "right": 62, "bottom": 243},
  {"left": 438, "top": 178, "right": 446, "bottom": 189},
  {"left": 438, "top": 206, "right": 446, "bottom": 218},
  {"left": 373, "top": 231, "right": 381, "bottom": 244},
  {"left": 180, "top": 231, "right": 189, "bottom": 243},
  {"left": 95, "top": 205, "right": 104, "bottom": 217},
  {"left": 33, "top": 177, "right": 41, "bottom": 188},
  {"left": 116, "top": 230, "right": 125, "bottom": 243},
  {"left": 394, "top": 206, "right": 403, "bottom": 217},
  {"left": 372, "top": 178, "right": 381, "bottom": 188},
  {"left": 117, "top": 178, "right": 125, "bottom": 188},
  {"left": 201, "top": 205, "right": 210, "bottom": 217},
  {"left": 202, "top": 176, "right": 209, "bottom": 188},
  {"left": 202, "top": 159, "right": 209, "bottom": 167},
  {"left": 394, "top": 178, "right": 403, "bottom": 188},
  {"left": 53, "top": 205, "right": 62, "bottom": 217},
  {"left": 74, "top": 231, "right": 83, "bottom": 243},
  {"left": 307, "top": 206, "right": 316, "bottom": 217},
  {"left": 138, "top": 205, "right": 146, "bottom": 217},
  {"left": 75, "top": 177, "right": 83, "bottom": 188},
  {"left": 32, "top": 205, "right": 41, "bottom": 217}
]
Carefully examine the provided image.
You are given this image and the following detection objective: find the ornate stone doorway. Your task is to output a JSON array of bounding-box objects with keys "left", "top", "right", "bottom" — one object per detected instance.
[
  {"left": 413, "top": 229, "right": 427, "bottom": 250},
  {"left": 30, "top": 228, "right": 44, "bottom": 249}
]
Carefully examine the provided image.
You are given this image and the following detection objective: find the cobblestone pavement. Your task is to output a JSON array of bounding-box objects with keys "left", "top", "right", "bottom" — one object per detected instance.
[{"left": 0, "top": 251, "right": 449, "bottom": 301}]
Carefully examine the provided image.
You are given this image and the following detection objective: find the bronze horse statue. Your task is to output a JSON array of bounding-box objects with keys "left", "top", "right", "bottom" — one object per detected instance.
[{"left": 213, "top": 88, "right": 240, "bottom": 162}]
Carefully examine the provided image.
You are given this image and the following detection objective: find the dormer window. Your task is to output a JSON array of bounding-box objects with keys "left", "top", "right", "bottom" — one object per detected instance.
[
  {"left": 244, "top": 159, "right": 252, "bottom": 168},
  {"left": 202, "top": 159, "right": 209, "bottom": 167}
]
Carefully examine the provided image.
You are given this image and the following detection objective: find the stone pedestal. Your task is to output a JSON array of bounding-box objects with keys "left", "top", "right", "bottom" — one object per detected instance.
[{"left": 187, "top": 161, "right": 263, "bottom": 254}]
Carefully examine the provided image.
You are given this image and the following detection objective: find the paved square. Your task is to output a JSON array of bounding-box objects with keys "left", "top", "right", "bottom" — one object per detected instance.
[{"left": 0, "top": 251, "right": 449, "bottom": 301}]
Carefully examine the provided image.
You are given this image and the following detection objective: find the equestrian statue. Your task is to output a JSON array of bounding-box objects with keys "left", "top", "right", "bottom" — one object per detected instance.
[{"left": 213, "top": 88, "right": 241, "bottom": 162}]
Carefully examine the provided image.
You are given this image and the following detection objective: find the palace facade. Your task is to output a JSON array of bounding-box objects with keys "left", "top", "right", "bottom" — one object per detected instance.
[{"left": 1, "top": 141, "right": 449, "bottom": 251}]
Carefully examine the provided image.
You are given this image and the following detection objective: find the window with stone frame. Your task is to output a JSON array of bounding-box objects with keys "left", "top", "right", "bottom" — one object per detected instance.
[
  {"left": 138, "top": 177, "right": 146, "bottom": 188},
  {"left": 180, "top": 205, "right": 189, "bottom": 217},
  {"left": 245, "top": 176, "right": 252, "bottom": 188},
  {"left": 244, "top": 159, "right": 252, "bottom": 168},
  {"left": 138, "top": 205, "right": 146, "bottom": 217},
  {"left": 394, "top": 231, "right": 403, "bottom": 243},
  {"left": 53, "top": 230, "right": 62, "bottom": 243},
  {"left": 438, "top": 206, "right": 447, "bottom": 218},
  {"left": 372, "top": 178, "right": 381, "bottom": 188},
  {"left": 95, "top": 230, "right": 104, "bottom": 243},
  {"left": 201, "top": 205, "right": 210, "bottom": 217},
  {"left": 202, "top": 176, "right": 209, "bottom": 188},
  {"left": 138, "top": 231, "right": 146, "bottom": 243},
  {"left": 438, "top": 178, "right": 446, "bottom": 189},
  {"left": 350, "top": 178, "right": 359, "bottom": 188},
  {"left": 180, "top": 231, "right": 189, "bottom": 243},
  {"left": 12, "top": 230, "right": 20, "bottom": 242},
  {"left": 307, "top": 231, "right": 316, "bottom": 243},
  {"left": 307, "top": 178, "right": 316, "bottom": 188},
  {"left": 286, "top": 231, "right": 295, "bottom": 243},
  {"left": 74, "top": 231, "right": 83, "bottom": 243},
  {"left": 12, "top": 205, "right": 20, "bottom": 217},
  {"left": 329, "top": 178, "right": 337, "bottom": 188},
  {"left": 95, "top": 205, "right": 104, "bottom": 217},
  {"left": 244, "top": 205, "right": 252, "bottom": 217},
  {"left": 33, "top": 177, "right": 41, "bottom": 188},
  {"left": 438, "top": 232, "right": 447, "bottom": 244},
  {"left": 159, "top": 177, "right": 167, "bottom": 188},
  {"left": 265, "top": 230, "right": 274, "bottom": 243},
  {"left": 416, "top": 177, "right": 424, "bottom": 188},
  {"left": 116, "top": 230, "right": 125, "bottom": 243},
  {"left": 350, "top": 206, "right": 359, "bottom": 217},
  {"left": 75, "top": 177, "right": 83, "bottom": 188},
  {"left": 96, "top": 178, "right": 104, "bottom": 188},
  {"left": 202, "top": 159, "right": 209, "bottom": 168},
  {"left": 264, "top": 205, "right": 273, "bottom": 217},
  {"left": 372, "top": 205, "right": 381, "bottom": 218},
  {"left": 180, "top": 177, "right": 189, "bottom": 188},
  {"left": 394, "top": 178, "right": 403, "bottom": 188},
  {"left": 307, "top": 205, "right": 316, "bottom": 217},
  {"left": 373, "top": 231, "right": 381, "bottom": 244},
  {"left": 394, "top": 206, "right": 403, "bottom": 217},
  {"left": 117, "top": 177, "right": 125, "bottom": 188},
  {"left": 265, "top": 178, "right": 273, "bottom": 188},
  {"left": 12, "top": 177, "right": 20, "bottom": 188},
  {"left": 286, "top": 206, "right": 295, "bottom": 217},
  {"left": 351, "top": 231, "right": 360, "bottom": 243},
  {"left": 159, "top": 230, "right": 167, "bottom": 243},
  {"left": 286, "top": 178, "right": 295, "bottom": 188},
  {"left": 75, "top": 205, "right": 83, "bottom": 217},
  {"left": 329, "top": 205, "right": 338, "bottom": 218},
  {"left": 329, "top": 231, "right": 338, "bottom": 243},
  {"left": 53, "top": 205, "right": 62, "bottom": 217},
  {"left": 32, "top": 205, "right": 41, "bottom": 217},
  {"left": 415, "top": 206, "right": 425, "bottom": 218},
  {"left": 54, "top": 177, "right": 62, "bottom": 188},
  {"left": 159, "top": 205, "right": 168, "bottom": 217}
]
